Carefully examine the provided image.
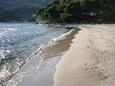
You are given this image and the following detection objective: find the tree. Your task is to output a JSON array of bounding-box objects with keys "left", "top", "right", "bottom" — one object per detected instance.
[{"left": 36, "top": 0, "right": 115, "bottom": 23}]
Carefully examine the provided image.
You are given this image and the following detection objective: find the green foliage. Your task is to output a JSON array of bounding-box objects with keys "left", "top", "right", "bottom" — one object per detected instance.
[
  {"left": 36, "top": 0, "right": 115, "bottom": 23},
  {"left": 60, "top": 13, "right": 72, "bottom": 22}
]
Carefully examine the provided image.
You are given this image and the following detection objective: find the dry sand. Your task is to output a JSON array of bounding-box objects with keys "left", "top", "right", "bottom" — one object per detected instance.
[{"left": 54, "top": 24, "right": 115, "bottom": 86}]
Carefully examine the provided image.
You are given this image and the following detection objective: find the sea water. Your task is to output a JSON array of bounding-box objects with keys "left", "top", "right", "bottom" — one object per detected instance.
[{"left": 0, "top": 22, "right": 68, "bottom": 85}]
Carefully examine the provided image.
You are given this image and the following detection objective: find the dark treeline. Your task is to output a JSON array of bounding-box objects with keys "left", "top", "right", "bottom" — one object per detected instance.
[
  {"left": 36, "top": 0, "right": 115, "bottom": 23},
  {"left": 0, "top": 6, "right": 37, "bottom": 21},
  {"left": 0, "top": 0, "right": 54, "bottom": 21}
]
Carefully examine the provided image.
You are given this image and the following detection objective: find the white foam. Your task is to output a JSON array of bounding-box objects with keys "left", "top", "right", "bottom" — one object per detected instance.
[
  {"left": 52, "top": 29, "right": 74, "bottom": 42},
  {"left": 5, "top": 28, "right": 74, "bottom": 86},
  {"left": 0, "top": 63, "right": 11, "bottom": 81},
  {"left": 0, "top": 50, "right": 5, "bottom": 60},
  {"left": 6, "top": 50, "right": 10, "bottom": 53},
  {"left": 0, "top": 28, "right": 16, "bottom": 38}
]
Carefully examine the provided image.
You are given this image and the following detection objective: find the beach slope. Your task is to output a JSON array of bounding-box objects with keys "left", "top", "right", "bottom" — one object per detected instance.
[{"left": 54, "top": 24, "right": 115, "bottom": 86}]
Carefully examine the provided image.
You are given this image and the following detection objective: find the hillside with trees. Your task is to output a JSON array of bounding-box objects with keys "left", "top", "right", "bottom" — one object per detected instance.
[
  {"left": 36, "top": 0, "right": 115, "bottom": 23},
  {"left": 0, "top": 0, "right": 54, "bottom": 21}
]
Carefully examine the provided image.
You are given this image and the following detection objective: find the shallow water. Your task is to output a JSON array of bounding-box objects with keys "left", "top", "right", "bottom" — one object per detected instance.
[
  {"left": 6, "top": 27, "right": 80, "bottom": 86},
  {"left": 0, "top": 22, "right": 68, "bottom": 85}
]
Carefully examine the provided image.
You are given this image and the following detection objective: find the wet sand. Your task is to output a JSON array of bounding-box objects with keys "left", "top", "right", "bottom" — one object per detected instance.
[
  {"left": 6, "top": 28, "right": 80, "bottom": 86},
  {"left": 54, "top": 24, "right": 115, "bottom": 86}
]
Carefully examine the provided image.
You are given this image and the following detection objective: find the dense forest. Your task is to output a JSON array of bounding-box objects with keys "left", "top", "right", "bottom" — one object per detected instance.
[
  {"left": 36, "top": 0, "right": 115, "bottom": 23},
  {"left": 0, "top": 0, "right": 54, "bottom": 21}
]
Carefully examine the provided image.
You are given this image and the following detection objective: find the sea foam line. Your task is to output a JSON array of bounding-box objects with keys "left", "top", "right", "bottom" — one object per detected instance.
[{"left": 6, "top": 28, "right": 75, "bottom": 86}]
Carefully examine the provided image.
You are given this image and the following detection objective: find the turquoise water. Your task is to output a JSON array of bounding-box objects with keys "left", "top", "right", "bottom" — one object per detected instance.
[{"left": 0, "top": 22, "right": 68, "bottom": 84}]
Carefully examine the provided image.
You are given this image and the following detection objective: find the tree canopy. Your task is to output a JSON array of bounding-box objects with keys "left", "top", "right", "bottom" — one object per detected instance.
[{"left": 36, "top": 0, "right": 115, "bottom": 23}]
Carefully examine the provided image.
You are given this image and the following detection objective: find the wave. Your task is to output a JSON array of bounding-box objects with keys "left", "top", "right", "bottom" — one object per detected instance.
[
  {"left": 0, "top": 22, "right": 70, "bottom": 86},
  {"left": 5, "top": 28, "right": 75, "bottom": 86},
  {"left": 0, "top": 28, "right": 16, "bottom": 38}
]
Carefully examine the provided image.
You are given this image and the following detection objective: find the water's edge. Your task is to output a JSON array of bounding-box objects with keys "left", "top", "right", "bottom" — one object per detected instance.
[
  {"left": 5, "top": 27, "right": 81, "bottom": 86},
  {"left": 0, "top": 23, "right": 68, "bottom": 86}
]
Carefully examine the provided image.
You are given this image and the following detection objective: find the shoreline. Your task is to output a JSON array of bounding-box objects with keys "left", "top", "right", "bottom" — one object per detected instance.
[
  {"left": 0, "top": 23, "right": 68, "bottom": 86},
  {"left": 5, "top": 27, "right": 80, "bottom": 86},
  {"left": 54, "top": 24, "right": 115, "bottom": 86}
]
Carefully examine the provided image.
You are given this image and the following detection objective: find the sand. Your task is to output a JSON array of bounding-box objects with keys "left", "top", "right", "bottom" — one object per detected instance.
[
  {"left": 54, "top": 24, "right": 115, "bottom": 86},
  {"left": 6, "top": 28, "right": 80, "bottom": 86}
]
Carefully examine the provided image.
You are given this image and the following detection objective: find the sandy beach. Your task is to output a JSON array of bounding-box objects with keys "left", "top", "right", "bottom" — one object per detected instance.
[
  {"left": 5, "top": 24, "right": 115, "bottom": 86},
  {"left": 54, "top": 24, "right": 115, "bottom": 86},
  {"left": 6, "top": 28, "right": 80, "bottom": 86}
]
